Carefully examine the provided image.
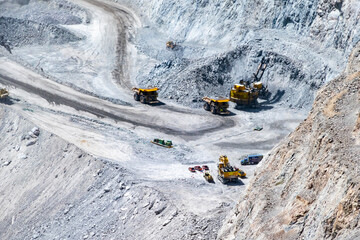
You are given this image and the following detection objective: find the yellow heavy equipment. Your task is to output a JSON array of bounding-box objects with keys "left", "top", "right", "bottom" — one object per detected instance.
[
  {"left": 229, "top": 84, "right": 259, "bottom": 107},
  {"left": 0, "top": 88, "right": 9, "bottom": 99},
  {"left": 166, "top": 41, "right": 176, "bottom": 49},
  {"left": 217, "top": 155, "right": 245, "bottom": 183},
  {"left": 203, "top": 171, "right": 214, "bottom": 182},
  {"left": 132, "top": 87, "right": 159, "bottom": 104},
  {"left": 229, "top": 57, "right": 268, "bottom": 107},
  {"left": 202, "top": 97, "right": 230, "bottom": 115}
]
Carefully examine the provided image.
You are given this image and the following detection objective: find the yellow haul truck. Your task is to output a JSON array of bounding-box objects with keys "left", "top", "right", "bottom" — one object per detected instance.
[
  {"left": 217, "top": 155, "right": 246, "bottom": 183},
  {"left": 202, "top": 97, "right": 230, "bottom": 115},
  {"left": 132, "top": 87, "right": 159, "bottom": 104}
]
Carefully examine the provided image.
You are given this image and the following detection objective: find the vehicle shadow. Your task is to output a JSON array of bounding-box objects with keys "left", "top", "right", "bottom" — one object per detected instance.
[
  {"left": 220, "top": 111, "right": 236, "bottom": 117},
  {"left": 235, "top": 105, "right": 273, "bottom": 113},
  {"left": 149, "top": 101, "right": 166, "bottom": 106},
  {"left": 224, "top": 180, "right": 245, "bottom": 186}
]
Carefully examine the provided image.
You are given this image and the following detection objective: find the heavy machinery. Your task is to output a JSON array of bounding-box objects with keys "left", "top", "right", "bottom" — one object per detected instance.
[
  {"left": 203, "top": 171, "right": 214, "bottom": 182},
  {"left": 217, "top": 155, "right": 245, "bottom": 183},
  {"left": 132, "top": 87, "right": 159, "bottom": 104},
  {"left": 0, "top": 88, "right": 9, "bottom": 99},
  {"left": 151, "top": 138, "right": 173, "bottom": 148},
  {"left": 202, "top": 97, "right": 230, "bottom": 115},
  {"left": 241, "top": 154, "right": 263, "bottom": 165},
  {"left": 229, "top": 57, "right": 269, "bottom": 107},
  {"left": 237, "top": 169, "right": 246, "bottom": 178},
  {"left": 253, "top": 57, "right": 269, "bottom": 99},
  {"left": 166, "top": 41, "right": 176, "bottom": 49},
  {"left": 229, "top": 84, "right": 259, "bottom": 108}
]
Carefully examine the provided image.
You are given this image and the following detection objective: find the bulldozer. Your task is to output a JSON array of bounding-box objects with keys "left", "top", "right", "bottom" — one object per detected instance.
[
  {"left": 166, "top": 41, "right": 176, "bottom": 49},
  {"left": 0, "top": 88, "right": 9, "bottom": 99},
  {"left": 217, "top": 155, "right": 245, "bottom": 183},
  {"left": 132, "top": 87, "right": 159, "bottom": 104},
  {"left": 229, "top": 57, "right": 269, "bottom": 107},
  {"left": 202, "top": 97, "right": 230, "bottom": 115}
]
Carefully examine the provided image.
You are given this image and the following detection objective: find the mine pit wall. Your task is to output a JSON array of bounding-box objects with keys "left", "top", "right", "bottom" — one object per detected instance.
[
  {"left": 217, "top": 44, "right": 360, "bottom": 240},
  {"left": 118, "top": 0, "right": 360, "bottom": 108},
  {"left": 0, "top": 0, "right": 359, "bottom": 110},
  {"left": 138, "top": 45, "right": 332, "bottom": 109},
  {"left": 118, "top": 0, "right": 360, "bottom": 54}
]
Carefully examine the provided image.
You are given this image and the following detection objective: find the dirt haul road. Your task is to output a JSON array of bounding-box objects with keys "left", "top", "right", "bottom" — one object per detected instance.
[
  {"left": 0, "top": 62, "right": 235, "bottom": 137},
  {"left": 0, "top": 1, "right": 308, "bottom": 238},
  {"left": 74, "top": 0, "right": 139, "bottom": 90},
  {"left": 0, "top": 0, "right": 237, "bottom": 138},
  {"left": 0, "top": 0, "right": 304, "bottom": 160}
]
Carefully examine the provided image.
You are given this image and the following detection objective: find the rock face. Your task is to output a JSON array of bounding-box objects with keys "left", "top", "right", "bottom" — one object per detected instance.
[
  {"left": 121, "top": 0, "right": 360, "bottom": 108},
  {"left": 122, "top": 0, "right": 360, "bottom": 54},
  {"left": 217, "top": 44, "right": 360, "bottom": 240}
]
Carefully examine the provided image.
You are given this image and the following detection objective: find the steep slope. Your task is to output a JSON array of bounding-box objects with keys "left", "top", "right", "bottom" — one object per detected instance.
[
  {"left": 118, "top": 0, "right": 360, "bottom": 108},
  {"left": 218, "top": 43, "right": 360, "bottom": 239}
]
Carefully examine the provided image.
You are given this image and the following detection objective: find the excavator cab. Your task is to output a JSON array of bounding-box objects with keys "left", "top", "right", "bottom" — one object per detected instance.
[{"left": 0, "top": 88, "right": 9, "bottom": 99}]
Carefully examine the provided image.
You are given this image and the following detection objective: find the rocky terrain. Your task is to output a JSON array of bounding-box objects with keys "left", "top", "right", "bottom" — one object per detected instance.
[
  {"left": 123, "top": 0, "right": 358, "bottom": 108},
  {"left": 0, "top": 0, "right": 359, "bottom": 239},
  {"left": 218, "top": 43, "right": 360, "bottom": 240},
  {"left": 0, "top": 108, "right": 226, "bottom": 240}
]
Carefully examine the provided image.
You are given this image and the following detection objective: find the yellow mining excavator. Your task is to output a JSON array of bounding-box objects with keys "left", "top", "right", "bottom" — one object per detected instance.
[
  {"left": 229, "top": 57, "right": 268, "bottom": 107},
  {"left": 132, "top": 87, "right": 159, "bottom": 104},
  {"left": 0, "top": 88, "right": 9, "bottom": 99},
  {"left": 217, "top": 155, "right": 245, "bottom": 183},
  {"left": 166, "top": 41, "right": 176, "bottom": 49},
  {"left": 202, "top": 97, "right": 230, "bottom": 115},
  {"left": 229, "top": 83, "right": 259, "bottom": 107}
]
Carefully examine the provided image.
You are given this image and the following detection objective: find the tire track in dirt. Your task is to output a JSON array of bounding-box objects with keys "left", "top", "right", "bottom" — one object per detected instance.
[
  {"left": 85, "top": 0, "right": 137, "bottom": 90},
  {"left": 0, "top": 73, "right": 235, "bottom": 137}
]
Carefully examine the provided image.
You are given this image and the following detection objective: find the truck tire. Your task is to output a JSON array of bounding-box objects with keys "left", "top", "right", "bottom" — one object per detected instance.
[
  {"left": 211, "top": 105, "right": 217, "bottom": 114},
  {"left": 134, "top": 93, "right": 140, "bottom": 101},
  {"left": 203, "top": 103, "right": 210, "bottom": 111},
  {"left": 140, "top": 95, "right": 146, "bottom": 104}
]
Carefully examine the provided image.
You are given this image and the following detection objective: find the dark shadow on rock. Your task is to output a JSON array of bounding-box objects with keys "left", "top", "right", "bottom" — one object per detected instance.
[
  {"left": 222, "top": 180, "right": 245, "bottom": 186},
  {"left": 0, "top": 97, "right": 14, "bottom": 105},
  {"left": 265, "top": 90, "right": 285, "bottom": 105}
]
